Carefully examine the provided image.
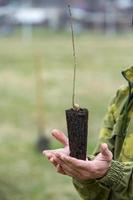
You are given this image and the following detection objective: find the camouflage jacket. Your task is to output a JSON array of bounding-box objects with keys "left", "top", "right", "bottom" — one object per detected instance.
[{"left": 73, "top": 66, "right": 133, "bottom": 200}]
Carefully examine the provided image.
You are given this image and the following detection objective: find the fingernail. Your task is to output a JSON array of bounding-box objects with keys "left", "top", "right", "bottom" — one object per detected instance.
[
  {"left": 61, "top": 155, "right": 65, "bottom": 160},
  {"left": 50, "top": 157, "right": 54, "bottom": 162},
  {"left": 52, "top": 129, "right": 58, "bottom": 134}
]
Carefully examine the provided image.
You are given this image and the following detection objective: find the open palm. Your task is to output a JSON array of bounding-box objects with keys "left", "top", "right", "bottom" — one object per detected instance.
[{"left": 43, "top": 129, "right": 112, "bottom": 180}]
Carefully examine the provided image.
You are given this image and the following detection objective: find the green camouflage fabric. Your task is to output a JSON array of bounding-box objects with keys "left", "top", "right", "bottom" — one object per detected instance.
[{"left": 73, "top": 66, "right": 133, "bottom": 200}]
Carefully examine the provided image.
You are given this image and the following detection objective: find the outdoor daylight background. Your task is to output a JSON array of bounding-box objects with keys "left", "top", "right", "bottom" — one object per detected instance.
[{"left": 0, "top": 0, "right": 133, "bottom": 200}]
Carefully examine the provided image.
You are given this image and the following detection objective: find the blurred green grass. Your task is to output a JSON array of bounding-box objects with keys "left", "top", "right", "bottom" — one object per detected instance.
[{"left": 0, "top": 31, "right": 133, "bottom": 200}]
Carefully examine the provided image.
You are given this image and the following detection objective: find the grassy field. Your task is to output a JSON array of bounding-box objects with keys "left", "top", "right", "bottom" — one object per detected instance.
[{"left": 0, "top": 30, "right": 133, "bottom": 200}]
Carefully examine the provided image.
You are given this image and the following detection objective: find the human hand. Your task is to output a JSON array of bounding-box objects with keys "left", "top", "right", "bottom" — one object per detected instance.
[
  {"left": 43, "top": 129, "right": 70, "bottom": 174},
  {"left": 55, "top": 143, "right": 113, "bottom": 180},
  {"left": 43, "top": 129, "right": 112, "bottom": 180}
]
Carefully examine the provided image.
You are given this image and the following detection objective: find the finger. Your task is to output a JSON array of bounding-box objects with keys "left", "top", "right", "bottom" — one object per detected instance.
[
  {"left": 100, "top": 143, "right": 112, "bottom": 161},
  {"left": 55, "top": 153, "right": 90, "bottom": 180},
  {"left": 60, "top": 163, "right": 81, "bottom": 179},
  {"left": 52, "top": 156, "right": 63, "bottom": 166},
  {"left": 59, "top": 154, "right": 87, "bottom": 170},
  {"left": 44, "top": 151, "right": 62, "bottom": 166},
  {"left": 43, "top": 149, "right": 61, "bottom": 157},
  {"left": 43, "top": 150, "right": 55, "bottom": 159},
  {"left": 43, "top": 151, "right": 52, "bottom": 159},
  {"left": 54, "top": 153, "right": 76, "bottom": 170},
  {"left": 43, "top": 151, "right": 58, "bottom": 164},
  {"left": 56, "top": 164, "right": 66, "bottom": 175},
  {"left": 50, "top": 157, "right": 58, "bottom": 167},
  {"left": 52, "top": 129, "right": 68, "bottom": 147},
  {"left": 54, "top": 153, "right": 66, "bottom": 165}
]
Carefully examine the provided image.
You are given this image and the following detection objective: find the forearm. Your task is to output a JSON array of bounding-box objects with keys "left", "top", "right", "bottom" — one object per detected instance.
[
  {"left": 98, "top": 160, "right": 133, "bottom": 199},
  {"left": 73, "top": 178, "right": 110, "bottom": 200}
]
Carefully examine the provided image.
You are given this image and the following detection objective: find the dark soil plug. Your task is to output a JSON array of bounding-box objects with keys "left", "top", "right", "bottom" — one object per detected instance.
[{"left": 66, "top": 108, "right": 88, "bottom": 160}]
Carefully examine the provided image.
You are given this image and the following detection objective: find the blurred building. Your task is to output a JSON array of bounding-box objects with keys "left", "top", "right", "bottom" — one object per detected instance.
[
  {"left": 0, "top": 0, "right": 133, "bottom": 34},
  {"left": 0, "top": 0, "right": 8, "bottom": 6}
]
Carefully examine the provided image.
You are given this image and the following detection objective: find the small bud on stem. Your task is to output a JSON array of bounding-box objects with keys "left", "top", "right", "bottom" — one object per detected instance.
[{"left": 73, "top": 103, "right": 80, "bottom": 111}]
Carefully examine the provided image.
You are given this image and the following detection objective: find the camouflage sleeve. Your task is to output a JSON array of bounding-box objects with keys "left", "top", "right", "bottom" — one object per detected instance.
[
  {"left": 94, "top": 85, "right": 129, "bottom": 155},
  {"left": 73, "top": 88, "right": 127, "bottom": 200},
  {"left": 94, "top": 90, "right": 118, "bottom": 155},
  {"left": 73, "top": 161, "right": 133, "bottom": 200},
  {"left": 73, "top": 178, "right": 111, "bottom": 200},
  {"left": 98, "top": 160, "right": 133, "bottom": 199}
]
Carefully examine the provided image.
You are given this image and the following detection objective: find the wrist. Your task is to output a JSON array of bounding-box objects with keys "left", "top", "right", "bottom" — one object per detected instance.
[
  {"left": 97, "top": 160, "right": 124, "bottom": 189},
  {"left": 96, "top": 161, "right": 112, "bottom": 179}
]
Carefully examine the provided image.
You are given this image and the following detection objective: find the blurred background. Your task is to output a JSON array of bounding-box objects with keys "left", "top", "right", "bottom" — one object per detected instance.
[{"left": 0, "top": 0, "right": 133, "bottom": 200}]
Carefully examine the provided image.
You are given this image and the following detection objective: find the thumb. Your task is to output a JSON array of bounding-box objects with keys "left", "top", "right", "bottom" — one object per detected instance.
[
  {"left": 100, "top": 143, "right": 112, "bottom": 161},
  {"left": 52, "top": 129, "right": 68, "bottom": 147}
]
